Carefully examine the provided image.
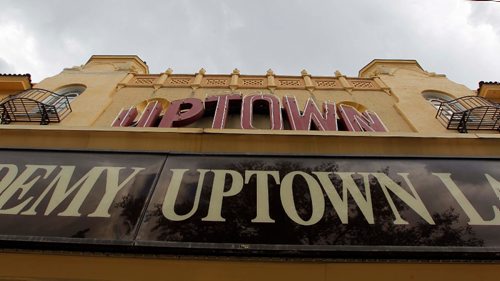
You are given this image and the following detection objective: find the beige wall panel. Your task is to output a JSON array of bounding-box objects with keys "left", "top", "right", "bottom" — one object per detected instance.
[
  {"left": 1, "top": 126, "right": 499, "bottom": 157},
  {"left": 35, "top": 70, "right": 128, "bottom": 126},
  {"left": 92, "top": 87, "right": 155, "bottom": 127},
  {"left": 350, "top": 90, "right": 413, "bottom": 132},
  {"left": 194, "top": 87, "right": 233, "bottom": 100},
  {"left": 0, "top": 252, "right": 498, "bottom": 281},
  {"left": 274, "top": 89, "right": 313, "bottom": 108},
  {"left": 378, "top": 68, "right": 474, "bottom": 133},
  {"left": 312, "top": 90, "right": 353, "bottom": 104},
  {"left": 150, "top": 87, "right": 195, "bottom": 101}
]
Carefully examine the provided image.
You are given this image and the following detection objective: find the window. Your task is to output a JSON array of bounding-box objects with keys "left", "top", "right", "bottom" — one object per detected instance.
[
  {"left": 422, "top": 91, "right": 453, "bottom": 110},
  {"left": 56, "top": 85, "right": 86, "bottom": 102},
  {"left": 422, "top": 91, "right": 457, "bottom": 119},
  {"left": 42, "top": 85, "right": 86, "bottom": 112}
]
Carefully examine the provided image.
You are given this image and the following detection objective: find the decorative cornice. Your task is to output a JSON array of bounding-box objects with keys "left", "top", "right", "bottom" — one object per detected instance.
[{"left": 123, "top": 70, "right": 381, "bottom": 92}]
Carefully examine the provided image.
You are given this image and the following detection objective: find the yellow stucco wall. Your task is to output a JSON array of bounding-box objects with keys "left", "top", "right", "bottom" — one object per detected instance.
[
  {"left": 22, "top": 57, "right": 485, "bottom": 135},
  {"left": 0, "top": 252, "right": 498, "bottom": 281},
  {"left": 359, "top": 60, "right": 476, "bottom": 133}
]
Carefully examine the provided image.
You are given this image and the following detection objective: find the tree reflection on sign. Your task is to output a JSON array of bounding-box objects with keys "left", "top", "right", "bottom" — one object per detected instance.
[{"left": 142, "top": 160, "right": 483, "bottom": 248}]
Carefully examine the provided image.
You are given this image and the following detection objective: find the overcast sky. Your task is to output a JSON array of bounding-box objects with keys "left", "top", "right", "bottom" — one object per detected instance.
[{"left": 0, "top": 0, "right": 498, "bottom": 89}]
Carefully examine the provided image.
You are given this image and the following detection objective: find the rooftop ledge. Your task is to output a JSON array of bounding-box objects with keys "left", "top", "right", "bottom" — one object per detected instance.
[{"left": 0, "top": 126, "right": 499, "bottom": 157}]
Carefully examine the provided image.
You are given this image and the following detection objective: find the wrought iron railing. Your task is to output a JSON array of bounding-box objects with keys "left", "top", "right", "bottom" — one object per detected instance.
[
  {"left": 0, "top": 88, "right": 72, "bottom": 125},
  {"left": 436, "top": 96, "right": 500, "bottom": 133}
]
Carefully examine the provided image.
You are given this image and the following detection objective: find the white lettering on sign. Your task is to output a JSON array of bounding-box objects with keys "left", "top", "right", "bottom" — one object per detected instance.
[{"left": 1, "top": 164, "right": 499, "bottom": 226}]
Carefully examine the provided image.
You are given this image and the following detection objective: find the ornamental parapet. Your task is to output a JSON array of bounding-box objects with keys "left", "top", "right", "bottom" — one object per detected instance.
[{"left": 125, "top": 71, "right": 382, "bottom": 91}]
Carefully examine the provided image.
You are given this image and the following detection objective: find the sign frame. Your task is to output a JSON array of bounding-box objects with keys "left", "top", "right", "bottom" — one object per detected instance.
[{"left": 0, "top": 148, "right": 499, "bottom": 260}]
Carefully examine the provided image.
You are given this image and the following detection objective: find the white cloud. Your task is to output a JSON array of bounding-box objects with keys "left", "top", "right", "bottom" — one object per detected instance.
[
  {"left": 0, "top": 0, "right": 498, "bottom": 88},
  {"left": 390, "top": 0, "right": 500, "bottom": 87},
  {"left": 0, "top": 21, "right": 40, "bottom": 74},
  {"left": 0, "top": 58, "right": 15, "bottom": 73}
]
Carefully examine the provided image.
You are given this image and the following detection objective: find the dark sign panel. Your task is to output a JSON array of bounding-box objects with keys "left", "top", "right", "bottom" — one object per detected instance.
[
  {"left": 1, "top": 150, "right": 500, "bottom": 257},
  {"left": 0, "top": 150, "right": 164, "bottom": 244},
  {"left": 137, "top": 155, "right": 500, "bottom": 253}
]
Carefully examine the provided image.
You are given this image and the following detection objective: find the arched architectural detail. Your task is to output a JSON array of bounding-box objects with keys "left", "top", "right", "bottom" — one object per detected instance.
[
  {"left": 54, "top": 84, "right": 87, "bottom": 103},
  {"left": 337, "top": 101, "right": 368, "bottom": 112},
  {"left": 422, "top": 91, "right": 455, "bottom": 110}
]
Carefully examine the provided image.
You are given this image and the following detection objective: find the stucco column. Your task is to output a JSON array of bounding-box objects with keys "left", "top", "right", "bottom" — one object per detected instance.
[
  {"left": 191, "top": 68, "right": 206, "bottom": 90},
  {"left": 336, "top": 70, "right": 353, "bottom": 93},
  {"left": 116, "top": 73, "right": 134, "bottom": 90},
  {"left": 154, "top": 68, "right": 172, "bottom": 90},
  {"left": 373, "top": 76, "right": 392, "bottom": 95},
  {"left": 267, "top": 69, "right": 276, "bottom": 93},
  {"left": 301, "top": 69, "right": 315, "bottom": 92},
  {"left": 230, "top": 68, "right": 240, "bottom": 91}
]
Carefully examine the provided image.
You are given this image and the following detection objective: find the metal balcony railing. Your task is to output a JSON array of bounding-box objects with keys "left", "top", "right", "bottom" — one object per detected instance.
[
  {"left": 0, "top": 88, "right": 72, "bottom": 125},
  {"left": 436, "top": 96, "right": 500, "bottom": 133}
]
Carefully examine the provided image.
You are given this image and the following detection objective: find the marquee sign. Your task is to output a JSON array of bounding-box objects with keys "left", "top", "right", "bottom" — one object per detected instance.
[
  {"left": 0, "top": 149, "right": 499, "bottom": 258},
  {"left": 111, "top": 94, "right": 388, "bottom": 132},
  {"left": 0, "top": 150, "right": 164, "bottom": 244}
]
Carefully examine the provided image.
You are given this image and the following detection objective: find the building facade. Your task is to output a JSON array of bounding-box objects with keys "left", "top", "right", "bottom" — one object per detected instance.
[{"left": 0, "top": 55, "right": 499, "bottom": 280}]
